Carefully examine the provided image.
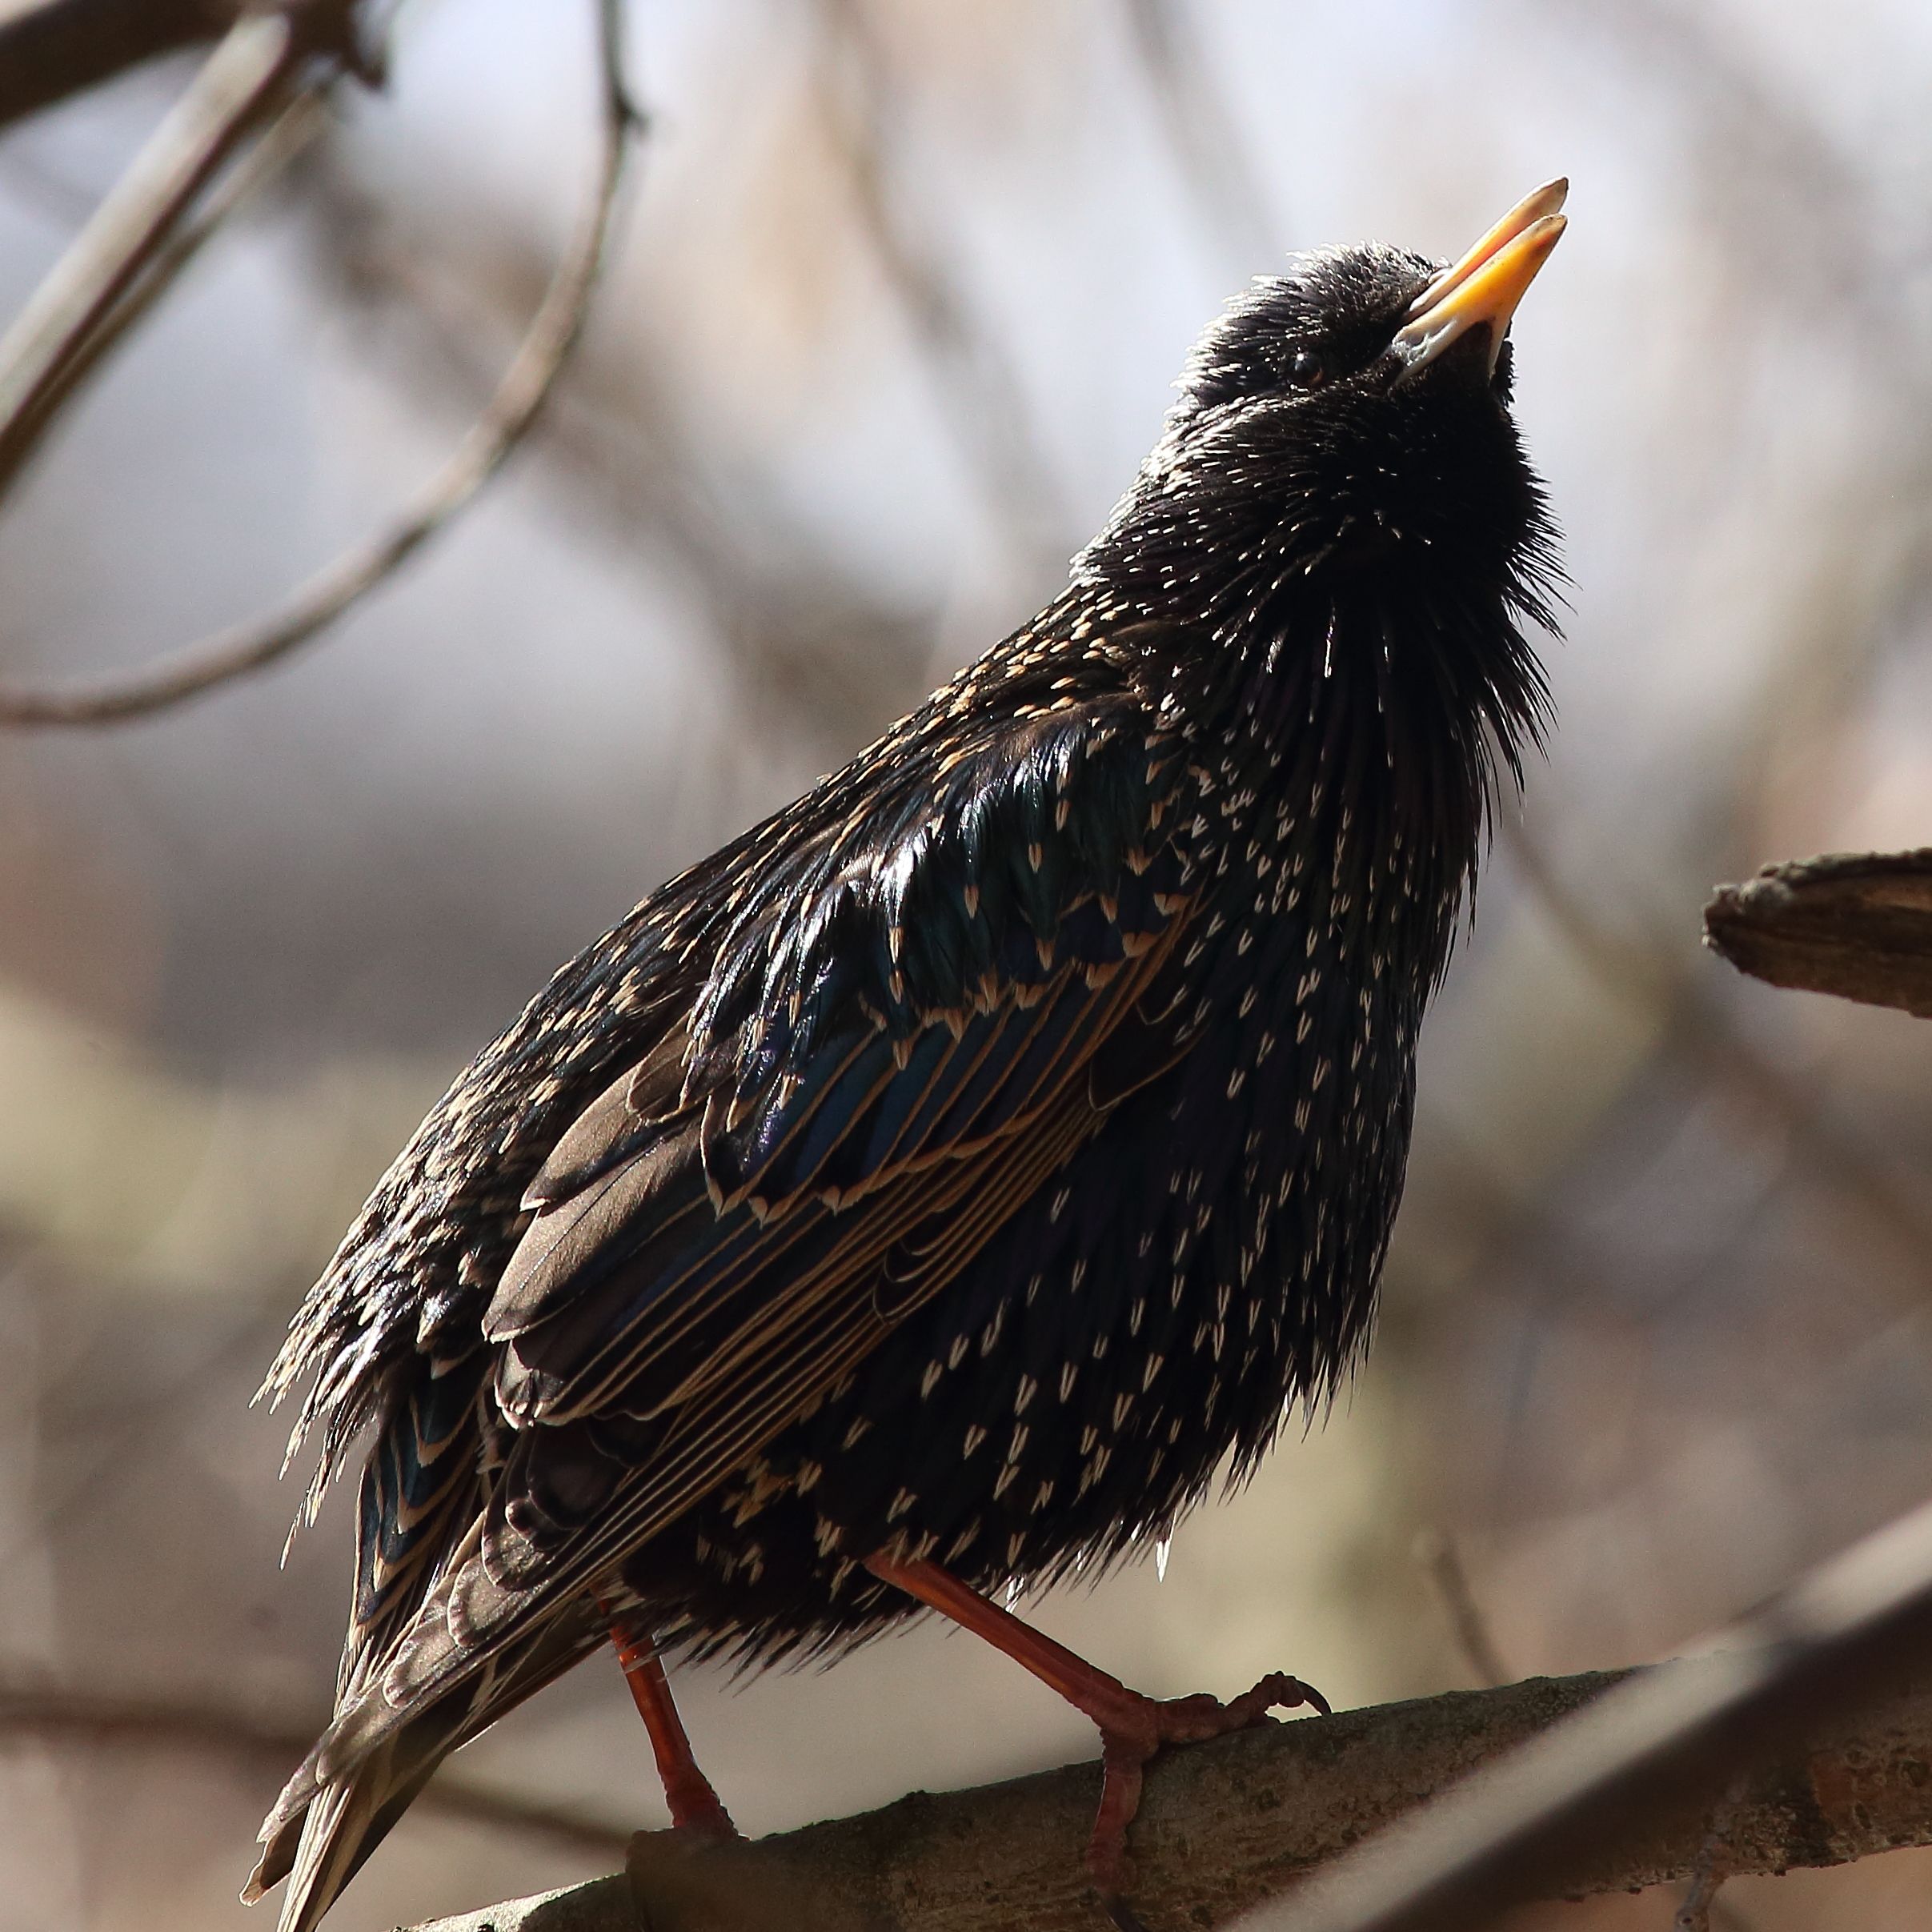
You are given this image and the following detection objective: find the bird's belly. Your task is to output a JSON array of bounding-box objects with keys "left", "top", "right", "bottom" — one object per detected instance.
[{"left": 629, "top": 1013, "right": 1411, "bottom": 1663}]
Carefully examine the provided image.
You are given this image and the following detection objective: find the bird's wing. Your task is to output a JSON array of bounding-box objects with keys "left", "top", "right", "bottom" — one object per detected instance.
[
  {"left": 279, "top": 693, "right": 1204, "bottom": 1803},
  {"left": 264, "top": 699, "right": 1197, "bottom": 1823}
]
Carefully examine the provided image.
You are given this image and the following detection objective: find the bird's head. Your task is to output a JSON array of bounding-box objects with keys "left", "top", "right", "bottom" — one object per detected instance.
[{"left": 1076, "top": 181, "right": 1568, "bottom": 647}]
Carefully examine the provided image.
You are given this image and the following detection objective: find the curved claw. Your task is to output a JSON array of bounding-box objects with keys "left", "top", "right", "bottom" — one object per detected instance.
[
  {"left": 1086, "top": 1672, "right": 1329, "bottom": 1902},
  {"left": 855, "top": 1559, "right": 1329, "bottom": 1917}
]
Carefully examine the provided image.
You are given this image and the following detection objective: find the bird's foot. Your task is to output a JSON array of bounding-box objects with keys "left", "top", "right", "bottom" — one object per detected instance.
[
  {"left": 857, "top": 1557, "right": 1330, "bottom": 1915},
  {"left": 1084, "top": 1671, "right": 1331, "bottom": 1904},
  {"left": 663, "top": 1766, "right": 740, "bottom": 1842}
]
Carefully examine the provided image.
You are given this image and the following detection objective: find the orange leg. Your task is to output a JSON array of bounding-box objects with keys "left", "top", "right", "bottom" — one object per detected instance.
[
  {"left": 596, "top": 1593, "right": 737, "bottom": 1841},
  {"left": 865, "top": 1553, "right": 1326, "bottom": 1906}
]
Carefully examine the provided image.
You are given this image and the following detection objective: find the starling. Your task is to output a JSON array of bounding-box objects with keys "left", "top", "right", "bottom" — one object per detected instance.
[{"left": 248, "top": 182, "right": 1565, "bottom": 1930}]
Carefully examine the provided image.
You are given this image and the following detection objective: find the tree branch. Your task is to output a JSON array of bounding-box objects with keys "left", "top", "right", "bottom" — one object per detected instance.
[
  {"left": 381, "top": 1660, "right": 1932, "bottom": 1932},
  {"left": 1704, "top": 849, "right": 1932, "bottom": 1016},
  {"left": 0, "top": 0, "right": 311, "bottom": 132},
  {"left": 371, "top": 1492, "right": 1932, "bottom": 1932},
  {"left": 0, "top": 1677, "right": 631, "bottom": 1862},
  {"left": 808, "top": 0, "right": 1075, "bottom": 575},
  {"left": 0, "top": 81, "right": 331, "bottom": 491},
  {"left": 0, "top": 0, "right": 640, "bottom": 728},
  {"left": 1505, "top": 819, "right": 1932, "bottom": 1289},
  {"left": 0, "top": 10, "right": 311, "bottom": 491}
]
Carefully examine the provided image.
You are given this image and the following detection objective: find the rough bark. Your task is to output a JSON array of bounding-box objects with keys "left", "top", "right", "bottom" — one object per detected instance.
[
  {"left": 1704, "top": 848, "right": 1932, "bottom": 1016},
  {"left": 394, "top": 1664, "right": 1932, "bottom": 1932}
]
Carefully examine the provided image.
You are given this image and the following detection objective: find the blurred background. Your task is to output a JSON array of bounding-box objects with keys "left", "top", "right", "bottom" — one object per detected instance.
[{"left": 2, "top": 1, "right": 1931, "bottom": 1927}]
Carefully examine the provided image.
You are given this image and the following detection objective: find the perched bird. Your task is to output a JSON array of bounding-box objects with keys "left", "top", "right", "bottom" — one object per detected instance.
[{"left": 249, "top": 182, "right": 1566, "bottom": 1930}]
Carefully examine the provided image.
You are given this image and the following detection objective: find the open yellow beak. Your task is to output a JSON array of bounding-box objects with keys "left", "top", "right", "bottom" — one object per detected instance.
[{"left": 1392, "top": 178, "right": 1568, "bottom": 378}]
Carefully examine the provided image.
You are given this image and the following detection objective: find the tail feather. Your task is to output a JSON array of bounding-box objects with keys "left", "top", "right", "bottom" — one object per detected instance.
[
  {"left": 246, "top": 1763, "right": 400, "bottom": 1932},
  {"left": 244, "top": 1601, "right": 609, "bottom": 1930}
]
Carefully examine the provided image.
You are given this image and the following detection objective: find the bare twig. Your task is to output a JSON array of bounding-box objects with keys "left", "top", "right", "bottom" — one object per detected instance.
[
  {"left": 0, "top": 1677, "right": 631, "bottom": 1861},
  {"left": 0, "top": 0, "right": 341, "bottom": 134},
  {"left": 1705, "top": 851, "right": 1932, "bottom": 1018},
  {"left": 1673, "top": 1778, "right": 1746, "bottom": 1932},
  {"left": 0, "top": 11, "right": 313, "bottom": 495},
  {"left": 0, "top": 0, "right": 642, "bottom": 728},
  {"left": 808, "top": 0, "right": 1074, "bottom": 573},
  {"left": 0, "top": 84, "right": 331, "bottom": 483},
  {"left": 1412, "top": 1530, "right": 1509, "bottom": 1691}
]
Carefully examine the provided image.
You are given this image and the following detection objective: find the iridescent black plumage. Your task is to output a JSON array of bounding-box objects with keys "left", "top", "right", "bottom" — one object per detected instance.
[{"left": 251, "top": 232, "right": 1560, "bottom": 1930}]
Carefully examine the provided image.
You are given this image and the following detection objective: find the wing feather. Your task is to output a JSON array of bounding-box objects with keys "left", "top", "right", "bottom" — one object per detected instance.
[{"left": 285, "top": 688, "right": 1207, "bottom": 1826}]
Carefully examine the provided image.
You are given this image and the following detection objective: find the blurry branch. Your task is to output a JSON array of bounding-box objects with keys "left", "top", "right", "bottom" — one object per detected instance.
[
  {"left": 0, "top": 0, "right": 363, "bottom": 133},
  {"left": 289, "top": 146, "right": 937, "bottom": 760},
  {"left": 808, "top": 0, "right": 1075, "bottom": 575},
  {"left": 0, "top": 82, "right": 331, "bottom": 491},
  {"left": 1706, "top": 851, "right": 1932, "bottom": 1019},
  {"left": 1537, "top": 0, "right": 1932, "bottom": 864},
  {"left": 0, "top": 10, "right": 326, "bottom": 498},
  {"left": 1505, "top": 819, "right": 1932, "bottom": 1285},
  {"left": 7, "top": 1301, "right": 284, "bottom": 1566},
  {"left": 1526, "top": 0, "right": 1932, "bottom": 876},
  {"left": 1412, "top": 1530, "right": 1508, "bottom": 1690},
  {"left": 1120, "top": 0, "right": 1282, "bottom": 271},
  {"left": 0, "top": 0, "right": 223, "bottom": 130},
  {"left": 0, "top": 0, "right": 641, "bottom": 728},
  {"left": 1413, "top": 1528, "right": 1756, "bottom": 1932},
  {"left": 396, "top": 1481, "right": 1932, "bottom": 1932},
  {"left": 1540, "top": 0, "right": 1921, "bottom": 369},
  {"left": 1711, "top": 492, "right": 1932, "bottom": 907},
  {"left": 0, "top": 1676, "right": 630, "bottom": 1862},
  {"left": 1245, "top": 1493, "right": 1932, "bottom": 1932}
]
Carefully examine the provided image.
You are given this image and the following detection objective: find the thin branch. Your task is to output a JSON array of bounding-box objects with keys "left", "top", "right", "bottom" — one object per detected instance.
[
  {"left": 1673, "top": 1780, "right": 1746, "bottom": 1932},
  {"left": 1412, "top": 1530, "right": 1509, "bottom": 1691},
  {"left": 0, "top": 1677, "right": 631, "bottom": 1862},
  {"left": 288, "top": 158, "right": 939, "bottom": 756},
  {"left": 0, "top": 11, "right": 311, "bottom": 494},
  {"left": 0, "top": 0, "right": 307, "bottom": 134},
  {"left": 0, "top": 82, "right": 331, "bottom": 481},
  {"left": 0, "top": 0, "right": 643, "bottom": 728}
]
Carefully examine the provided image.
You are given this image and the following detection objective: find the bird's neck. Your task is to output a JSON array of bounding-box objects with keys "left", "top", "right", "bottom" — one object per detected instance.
[{"left": 1160, "top": 567, "right": 1527, "bottom": 947}]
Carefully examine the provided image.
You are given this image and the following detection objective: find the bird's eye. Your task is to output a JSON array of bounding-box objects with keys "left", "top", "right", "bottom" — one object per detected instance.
[{"left": 1289, "top": 348, "right": 1326, "bottom": 389}]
